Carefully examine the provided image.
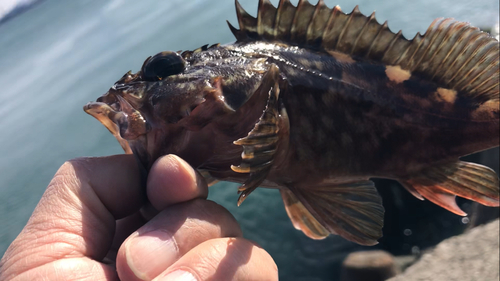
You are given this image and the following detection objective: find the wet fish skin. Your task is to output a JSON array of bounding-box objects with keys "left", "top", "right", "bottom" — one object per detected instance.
[
  {"left": 84, "top": 0, "right": 499, "bottom": 246},
  {"left": 262, "top": 42, "right": 498, "bottom": 178}
]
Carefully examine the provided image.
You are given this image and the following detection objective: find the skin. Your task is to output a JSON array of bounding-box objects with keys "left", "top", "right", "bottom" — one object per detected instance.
[{"left": 0, "top": 154, "right": 278, "bottom": 281}]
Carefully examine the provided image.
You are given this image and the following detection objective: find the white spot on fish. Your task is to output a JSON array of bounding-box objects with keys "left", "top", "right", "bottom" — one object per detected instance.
[
  {"left": 472, "top": 99, "right": 499, "bottom": 119},
  {"left": 435, "top": 87, "right": 458, "bottom": 103},
  {"left": 385, "top": 65, "right": 411, "bottom": 83},
  {"left": 327, "top": 50, "right": 356, "bottom": 64}
]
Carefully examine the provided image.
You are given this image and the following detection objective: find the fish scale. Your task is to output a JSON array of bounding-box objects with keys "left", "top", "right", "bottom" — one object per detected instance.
[{"left": 84, "top": 0, "right": 499, "bottom": 246}]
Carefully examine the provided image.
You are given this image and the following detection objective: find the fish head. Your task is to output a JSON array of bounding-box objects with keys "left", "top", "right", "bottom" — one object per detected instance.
[{"left": 84, "top": 49, "right": 269, "bottom": 169}]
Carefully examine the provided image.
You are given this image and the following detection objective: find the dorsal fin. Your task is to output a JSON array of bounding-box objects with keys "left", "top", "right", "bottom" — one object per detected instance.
[{"left": 228, "top": 0, "right": 499, "bottom": 102}]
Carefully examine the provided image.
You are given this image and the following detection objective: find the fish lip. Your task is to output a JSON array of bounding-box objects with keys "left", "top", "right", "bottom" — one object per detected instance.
[
  {"left": 83, "top": 101, "right": 133, "bottom": 154},
  {"left": 84, "top": 81, "right": 151, "bottom": 155},
  {"left": 87, "top": 101, "right": 150, "bottom": 176}
]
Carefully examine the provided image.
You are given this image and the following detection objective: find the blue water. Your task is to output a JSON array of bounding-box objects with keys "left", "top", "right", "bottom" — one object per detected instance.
[{"left": 0, "top": 0, "right": 498, "bottom": 280}]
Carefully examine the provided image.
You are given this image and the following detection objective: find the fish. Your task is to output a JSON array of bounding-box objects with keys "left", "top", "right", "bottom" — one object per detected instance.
[{"left": 84, "top": 0, "right": 500, "bottom": 246}]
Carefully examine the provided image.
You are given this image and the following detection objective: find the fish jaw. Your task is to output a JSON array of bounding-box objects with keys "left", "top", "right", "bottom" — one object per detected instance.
[{"left": 83, "top": 101, "right": 133, "bottom": 154}]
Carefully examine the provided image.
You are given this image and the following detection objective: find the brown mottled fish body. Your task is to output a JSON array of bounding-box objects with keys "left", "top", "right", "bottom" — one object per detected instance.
[
  {"left": 244, "top": 42, "right": 498, "bottom": 177},
  {"left": 85, "top": 0, "right": 499, "bottom": 245}
]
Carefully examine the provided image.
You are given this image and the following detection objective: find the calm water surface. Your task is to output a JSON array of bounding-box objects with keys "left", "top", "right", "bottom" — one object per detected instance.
[{"left": 0, "top": 0, "right": 498, "bottom": 280}]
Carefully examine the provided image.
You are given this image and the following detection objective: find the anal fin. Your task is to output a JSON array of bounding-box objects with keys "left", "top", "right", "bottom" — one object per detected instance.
[
  {"left": 400, "top": 161, "right": 500, "bottom": 216},
  {"left": 280, "top": 189, "right": 329, "bottom": 240},
  {"left": 290, "top": 180, "right": 385, "bottom": 246}
]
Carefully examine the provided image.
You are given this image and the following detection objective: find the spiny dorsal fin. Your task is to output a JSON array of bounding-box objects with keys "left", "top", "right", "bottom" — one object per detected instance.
[{"left": 228, "top": 0, "right": 499, "bottom": 102}]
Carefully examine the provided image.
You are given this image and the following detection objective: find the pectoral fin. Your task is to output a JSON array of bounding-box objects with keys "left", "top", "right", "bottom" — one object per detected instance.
[
  {"left": 231, "top": 65, "right": 283, "bottom": 206},
  {"left": 290, "top": 180, "right": 385, "bottom": 246},
  {"left": 400, "top": 161, "right": 500, "bottom": 216},
  {"left": 198, "top": 170, "right": 220, "bottom": 187}
]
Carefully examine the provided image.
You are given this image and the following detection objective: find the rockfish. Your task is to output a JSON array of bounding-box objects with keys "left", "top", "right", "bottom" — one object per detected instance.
[{"left": 84, "top": 0, "right": 499, "bottom": 245}]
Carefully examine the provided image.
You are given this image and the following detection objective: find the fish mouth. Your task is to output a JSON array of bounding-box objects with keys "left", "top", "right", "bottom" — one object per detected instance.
[
  {"left": 83, "top": 101, "right": 132, "bottom": 154},
  {"left": 84, "top": 92, "right": 150, "bottom": 154}
]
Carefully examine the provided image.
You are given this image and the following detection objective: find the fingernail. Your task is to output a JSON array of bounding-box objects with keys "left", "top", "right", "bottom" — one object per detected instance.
[
  {"left": 125, "top": 230, "right": 178, "bottom": 280},
  {"left": 157, "top": 270, "right": 198, "bottom": 281}
]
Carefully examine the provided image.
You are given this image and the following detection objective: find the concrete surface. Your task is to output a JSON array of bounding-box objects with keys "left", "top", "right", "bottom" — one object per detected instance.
[{"left": 389, "top": 219, "right": 499, "bottom": 281}]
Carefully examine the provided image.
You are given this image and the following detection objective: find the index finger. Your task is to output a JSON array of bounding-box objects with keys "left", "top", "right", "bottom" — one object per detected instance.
[
  {"left": 1, "top": 154, "right": 145, "bottom": 280},
  {"left": 147, "top": 154, "right": 209, "bottom": 211}
]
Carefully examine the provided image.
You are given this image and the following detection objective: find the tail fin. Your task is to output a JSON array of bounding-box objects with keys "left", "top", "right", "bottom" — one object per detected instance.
[{"left": 400, "top": 161, "right": 499, "bottom": 215}]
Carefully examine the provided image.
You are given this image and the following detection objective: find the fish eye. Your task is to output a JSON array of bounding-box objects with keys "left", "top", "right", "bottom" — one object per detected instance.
[{"left": 141, "top": 51, "right": 185, "bottom": 81}]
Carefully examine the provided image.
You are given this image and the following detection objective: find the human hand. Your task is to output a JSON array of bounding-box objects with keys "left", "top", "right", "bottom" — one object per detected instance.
[{"left": 0, "top": 154, "right": 278, "bottom": 281}]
